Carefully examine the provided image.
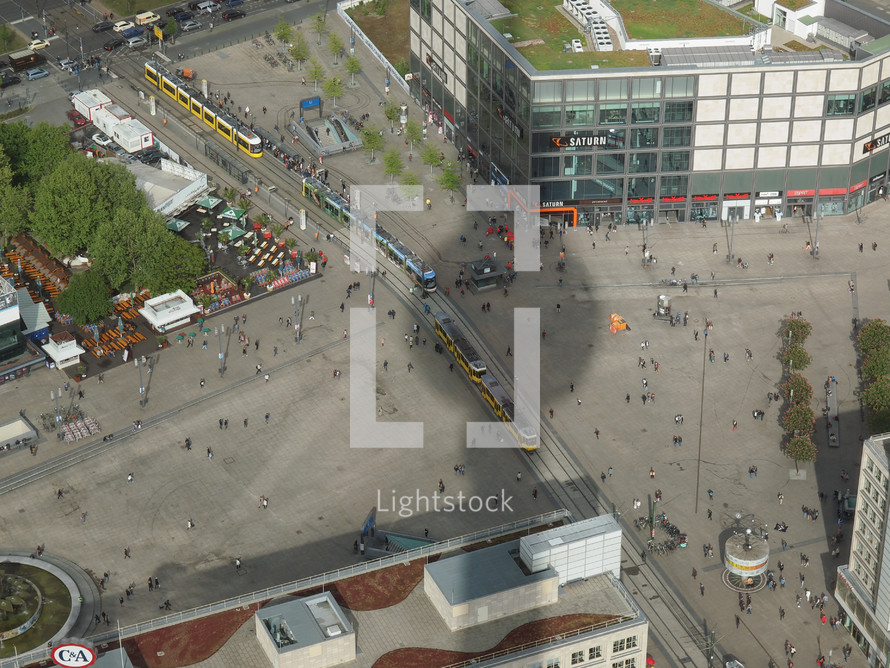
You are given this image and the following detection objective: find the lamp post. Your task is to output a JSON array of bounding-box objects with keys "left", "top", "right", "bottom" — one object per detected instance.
[
  {"left": 812, "top": 213, "right": 821, "bottom": 258},
  {"left": 51, "top": 389, "right": 61, "bottom": 439},
  {"left": 217, "top": 324, "right": 225, "bottom": 376},
  {"left": 135, "top": 359, "right": 144, "bottom": 408},
  {"left": 292, "top": 295, "right": 301, "bottom": 343}
]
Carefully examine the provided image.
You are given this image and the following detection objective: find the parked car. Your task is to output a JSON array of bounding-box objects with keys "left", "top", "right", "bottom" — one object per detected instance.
[
  {"left": 122, "top": 26, "right": 145, "bottom": 38},
  {"left": 58, "top": 57, "right": 78, "bottom": 72},
  {"left": 112, "top": 20, "right": 135, "bottom": 32},
  {"left": 126, "top": 36, "right": 148, "bottom": 48},
  {"left": 222, "top": 9, "right": 245, "bottom": 20},
  {"left": 28, "top": 39, "right": 50, "bottom": 50},
  {"left": 135, "top": 11, "right": 161, "bottom": 25},
  {"left": 92, "top": 132, "right": 114, "bottom": 147},
  {"left": 187, "top": 0, "right": 202, "bottom": 9},
  {"left": 166, "top": 6, "right": 186, "bottom": 16},
  {"left": 26, "top": 67, "right": 49, "bottom": 80},
  {"left": 225, "top": 0, "right": 244, "bottom": 6},
  {"left": 92, "top": 21, "right": 114, "bottom": 32},
  {"left": 174, "top": 11, "right": 195, "bottom": 22},
  {"left": 179, "top": 20, "right": 202, "bottom": 31},
  {"left": 67, "top": 109, "right": 89, "bottom": 127},
  {"left": 0, "top": 75, "right": 21, "bottom": 89},
  {"left": 104, "top": 37, "right": 125, "bottom": 50},
  {"left": 138, "top": 149, "right": 167, "bottom": 164}
]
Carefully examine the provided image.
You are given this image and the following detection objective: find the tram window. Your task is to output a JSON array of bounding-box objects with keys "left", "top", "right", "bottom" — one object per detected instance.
[
  {"left": 203, "top": 109, "right": 215, "bottom": 126},
  {"left": 161, "top": 79, "right": 176, "bottom": 96},
  {"left": 190, "top": 99, "right": 202, "bottom": 117}
]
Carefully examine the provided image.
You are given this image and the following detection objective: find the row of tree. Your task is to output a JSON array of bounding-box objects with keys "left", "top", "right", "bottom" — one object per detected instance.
[
  {"left": 859, "top": 319, "right": 890, "bottom": 433},
  {"left": 0, "top": 122, "right": 206, "bottom": 326},
  {"left": 778, "top": 317, "right": 818, "bottom": 468}
]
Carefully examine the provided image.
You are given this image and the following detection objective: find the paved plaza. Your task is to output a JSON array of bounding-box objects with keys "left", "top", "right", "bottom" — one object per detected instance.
[{"left": 1, "top": 16, "right": 887, "bottom": 667}]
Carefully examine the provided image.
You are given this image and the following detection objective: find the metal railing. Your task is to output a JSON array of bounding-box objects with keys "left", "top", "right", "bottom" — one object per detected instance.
[{"left": 0, "top": 510, "right": 570, "bottom": 667}]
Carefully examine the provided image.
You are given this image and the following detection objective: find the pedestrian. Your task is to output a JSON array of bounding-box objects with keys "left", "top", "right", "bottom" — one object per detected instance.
[
  {"left": 732, "top": 420, "right": 738, "bottom": 430},
  {"left": 207, "top": 447, "right": 213, "bottom": 460},
  {"left": 692, "top": 568, "right": 697, "bottom": 579},
  {"left": 408, "top": 362, "right": 414, "bottom": 373},
  {"left": 700, "top": 583, "right": 705, "bottom": 596},
  {"left": 707, "top": 509, "right": 712, "bottom": 520},
  {"left": 244, "top": 417, "right": 248, "bottom": 427},
  {"left": 714, "top": 288, "right": 718, "bottom": 298},
  {"left": 556, "top": 303, "right": 561, "bottom": 313},
  {"left": 120, "top": 596, "right": 124, "bottom": 607},
  {"left": 265, "top": 412, "right": 270, "bottom": 423},
  {"left": 649, "top": 467, "right": 655, "bottom": 478},
  {"left": 81, "top": 512, "right": 87, "bottom": 523},
  {"left": 596, "top": 429, "right": 601, "bottom": 440},
  {"left": 708, "top": 489, "right": 714, "bottom": 500},
  {"left": 532, "top": 487, "right": 538, "bottom": 499},
  {"left": 601, "top": 471, "right": 606, "bottom": 483}
]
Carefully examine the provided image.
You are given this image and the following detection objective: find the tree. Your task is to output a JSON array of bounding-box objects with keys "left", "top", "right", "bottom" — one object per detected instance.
[
  {"left": 421, "top": 142, "right": 441, "bottom": 175},
  {"left": 404, "top": 119, "right": 423, "bottom": 152},
  {"left": 90, "top": 207, "right": 159, "bottom": 290},
  {"left": 400, "top": 172, "right": 421, "bottom": 186},
  {"left": 31, "top": 157, "right": 145, "bottom": 257},
  {"left": 328, "top": 32, "right": 344, "bottom": 64},
  {"left": 323, "top": 77, "right": 345, "bottom": 106},
  {"left": 437, "top": 160, "right": 461, "bottom": 201},
  {"left": 163, "top": 19, "right": 179, "bottom": 43},
  {"left": 383, "top": 149, "right": 404, "bottom": 184},
  {"left": 780, "top": 372, "right": 813, "bottom": 406},
  {"left": 863, "top": 353, "right": 890, "bottom": 384},
  {"left": 223, "top": 187, "right": 238, "bottom": 205},
  {"left": 781, "top": 317, "right": 813, "bottom": 345},
  {"left": 780, "top": 343, "right": 812, "bottom": 372},
  {"left": 345, "top": 54, "right": 361, "bottom": 85},
  {"left": 0, "top": 24, "right": 14, "bottom": 53},
  {"left": 134, "top": 224, "right": 206, "bottom": 294},
  {"left": 863, "top": 376, "right": 890, "bottom": 433},
  {"left": 786, "top": 435, "right": 818, "bottom": 471},
  {"left": 56, "top": 271, "right": 112, "bottom": 326},
  {"left": 360, "top": 126, "right": 384, "bottom": 162},
  {"left": 312, "top": 14, "right": 326, "bottom": 44},
  {"left": 307, "top": 59, "right": 325, "bottom": 91},
  {"left": 0, "top": 122, "right": 71, "bottom": 187},
  {"left": 290, "top": 31, "right": 309, "bottom": 70},
  {"left": 383, "top": 102, "right": 400, "bottom": 129},
  {"left": 859, "top": 318, "right": 890, "bottom": 356},
  {"left": 273, "top": 18, "right": 293, "bottom": 44},
  {"left": 782, "top": 402, "right": 815, "bottom": 436},
  {"left": 0, "top": 154, "right": 32, "bottom": 244}
]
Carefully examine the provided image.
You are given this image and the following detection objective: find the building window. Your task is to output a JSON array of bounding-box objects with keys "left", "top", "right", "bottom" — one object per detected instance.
[
  {"left": 861, "top": 86, "right": 877, "bottom": 113},
  {"left": 880, "top": 82, "right": 890, "bottom": 105},
  {"left": 632, "top": 77, "right": 662, "bottom": 99},
  {"left": 529, "top": 663, "right": 543, "bottom": 668},
  {"left": 663, "top": 126, "right": 691, "bottom": 147},
  {"left": 599, "top": 104, "right": 626, "bottom": 125},
  {"left": 612, "top": 660, "right": 636, "bottom": 668},
  {"left": 534, "top": 81, "right": 563, "bottom": 103},
  {"left": 664, "top": 101, "right": 693, "bottom": 122},
  {"left": 597, "top": 153, "right": 625, "bottom": 174},
  {"left": 630, "top": 128, "right": 658, "bottom": 147},
  {"left": 533, "top": 106, "right": 563, "bottom": 128},
  {"left": 600, "top": 79, "right": 628, "bottom": 100},
  {"left": 662, "top": 151, "right": 690, "bottom": 172},
  {"left": 867, "top": 457, "right": 874, "bottom": 473},
  {"left": 631, "top": 103, "right": 659, "bottom": 123},
  {"left": 613, "top": 636, "right": 639, "bottom": 653},
  {"left": 629, "top": 152, "right": 656, "bottom": 173},
  {"left": 566, "top": 80, "right": 596, "bottom": 101},
  {"left": 589, "top": 646, "right": 603, "bottom": 659},
  {"left": 566, "top": 105, "right": 596, "bottom": 126},
  {"left": 665, "top": 76, "right": 694, "bottom": 98},
  {"left": 532, "top": 157, "right": 560, "bottom": 178},
  {"left": 547, "top": 660, "right": 561, "bottom": 668},
  {"left": 827, "top": 94, "right": 855, "bottom": 116},
  {"left": 564, "top": 155, "right": 593, "bottom": 176},
  {"left": 420, "top": 0, "right": 431, "bottom": 20},
  {"left": 572, "top": 651, "right": 586, "bottom": 665},
  {"left": 661, "top": 175, "right": 688, "bottom": 196}
]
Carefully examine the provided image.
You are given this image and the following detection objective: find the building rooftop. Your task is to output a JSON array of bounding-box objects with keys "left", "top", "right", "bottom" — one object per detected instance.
[{"left": 258, "top": 592, "right": 352, "bottom": 650}]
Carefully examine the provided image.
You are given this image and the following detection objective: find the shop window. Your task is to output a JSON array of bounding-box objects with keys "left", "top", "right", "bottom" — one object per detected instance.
[
  {"left": 664, "top": 101, "right": 693, "bottom": 122},
  {"left": 665, "top": 76, "right": 694, "bottom": 98},
  {"left": 663, "top": 126, "right": 691, "bottom": 147},
  {"left": 630, "top": 128, "right": 658, "bottom": 147},
  {"left": 566, "top": 105, "right": 596, "bottom": 126},
  {"left": 597, "top": 153, "right": 624, "bottom": 174},
  {"left": 534, "top": 81, "right": 562, "bottom": 103},
  {"left": 632, "top": 77, "right": 662, "bottom": 99},
  {"left": 827, "top": 94, "right": 855, "bottom": 116},
  {"left": 861, "top": 86, "right": 877, "bottom": 113},
  {"left": 564, "top": 155, "right": 593, "bottom": 176},
  {"left": 600, "top": 129, "right": 626, "bottom": 150},
  {"left": 532, "top": 132, "right": 560, "bottom": 153},
  {"left": 600, "top": 79, "right": 627, "bottom": 101},
  {"left": 629, "top": 152, "right": 656, "bottom": 173},
  {"left": 576, "top": 177, "right": 622, "bottom": 198},
  {"left": 571, "top": 651, "right": 586, "bottom": 665},
  {"left": 566, "top": 80, "right": 596, "bottom": 101},
  {"left": 629, "top": 176, "right": 656, "bottom": 197},
  {"left": 599, "top": 104, "right": 626, "bottom": 125},
  {"left": 533, "top": 157, "right": 559, "bottom": 178},
  {"left": 631, "top": 103, "right": 659, "bottom": 123},
  {"left": 589, "top": 646, "right": 603, "bottom": 659},
  {"left": 880, "top": 81, "right": 890, "bottom": 105},
  {"left": 662, "top": 151, "right": 689, "bottom": 172},
  {"left": 533, "top": 106, "right": 562, "bottom": 128}
]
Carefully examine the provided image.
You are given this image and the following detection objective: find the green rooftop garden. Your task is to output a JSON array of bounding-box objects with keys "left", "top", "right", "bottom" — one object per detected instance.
[{"left": 612, "top": 0, "right": 750, "bottom": 39}]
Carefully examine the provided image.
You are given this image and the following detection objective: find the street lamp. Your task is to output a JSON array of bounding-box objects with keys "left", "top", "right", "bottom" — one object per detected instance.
[
  {"left": 217, "top": 324, "right": 226, "bottom": 376},
  {"left": 135, "top": 358, "right": 145, "bottom": 408},
  {"left": 50, "top": 388, "right": 61, "bottom": 439},
  {"left": 292, "top": 295, "right": 301, "bottom": 343}
]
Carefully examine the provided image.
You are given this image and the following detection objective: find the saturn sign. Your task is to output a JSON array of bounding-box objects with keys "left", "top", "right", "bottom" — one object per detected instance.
[{"left": 52, "top": 644, "right": 97, "bottom": 667}]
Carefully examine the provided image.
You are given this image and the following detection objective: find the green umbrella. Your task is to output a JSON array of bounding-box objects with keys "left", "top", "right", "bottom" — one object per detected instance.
[
  {"left": 189, "top": 332, "right": 197, "bottom": 337},
  {"left": 197, "top": 318, "right": 204, "bottom": 324},
  {"left": 203, "top": 327, "right": 211, "bottom": 333},
  {"left": 176, "top": 334, "right": 184, "bottom": 341}
]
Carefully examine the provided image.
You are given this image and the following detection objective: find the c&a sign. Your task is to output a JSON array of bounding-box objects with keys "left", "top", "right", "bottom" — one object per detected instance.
[{"left": 52, "top": 643, "right": 97, "bottom": 667}]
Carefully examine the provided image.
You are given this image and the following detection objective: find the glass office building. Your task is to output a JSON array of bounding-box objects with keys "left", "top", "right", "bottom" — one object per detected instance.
[{"left": 408, "top": 0, "right": 890, "bottom": 225}]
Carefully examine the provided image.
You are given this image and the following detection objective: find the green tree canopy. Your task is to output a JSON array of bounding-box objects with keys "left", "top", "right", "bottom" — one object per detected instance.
[
  {"left": 322, "top": 77, "right": 345, "bottom": 106},
  {"left": 163, "top": 19, "right": 179, "bottom": 41},
  {"left": 31, "top": 157, "right": 145, "bottom": 257},
  {"left": 786, "top": 435, "right": 818, "bottom": 469},
  {"left": 290, "top": 31, "right": 309, "bottom": 69},
  {"left": 307, "top": 59, "right": 325, "bottom": 91},
  {"left": 345, "top": 54, "right": 361, "bottom": 84},
  {"left": 863, "top": 376, "right": 890, "bottom": 428},
  {"left": 0, "top": 122, "right": 72, "bottom": 187},
  {"left": 383, "top": 148, "right": 404, "bottom": 184},
  {"left": 328, "top": 32, "right": 344, "bottom": 63},
  {"left": 56, "top": 270, "right": 112, "bottom": 326},
  {"left": 312, "top": 14, "right": 326, "bottom": 44},
  {"left": 437, "top": 160, "right": 461, "bottom": 199},
  {"left": 859, "top": 318, "right": 890, "bottom": 357},
  {"left": 780, "top": 372, "right": 813, "bottom": 406},
  {"left": 782, "top": 402, "right": 815, "bottom": 436},
  {"left": 421, "top": 142, "right": 441, "bottom": 175},
  {"left": 863, "top": 353, "right": 890, "bottom": 384},
  {"left": 404, "top": 120, "right": 423, "bottom": 151},
  {"left": 780, "top": 343, "right": 812, "bottom": 372},
  {"left": 133, "top": 223, "right": 207, "bottom": 294},
  {"left": 781, "top": 317, "right": 813, "bottom": 345},
  {"left": 360, "top": 126, "right": 384, "bottom": 162},
  {"left": 0, "top": 152, "right": 32, "bottom": 244},
  {"left": 383, "top": 102, "right": 400, "bottom": 129},
  {"left": 400, "top": 172, "right": 421, "bottom": 187},
  {"left": 90, "top": 207, "right": 161, "bottom": 290},
  {"left": 273, "top": 18, "right": 293, "bottom": 44}
]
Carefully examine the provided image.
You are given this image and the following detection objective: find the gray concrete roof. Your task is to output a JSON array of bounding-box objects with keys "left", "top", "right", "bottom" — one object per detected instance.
[{"left": 258, "top": 592, "right": 352, "bottom": 650}]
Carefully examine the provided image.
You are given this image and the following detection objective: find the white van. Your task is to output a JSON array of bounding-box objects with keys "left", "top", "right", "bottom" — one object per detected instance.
[
  {"left": 135, "top": 11, "right": 160, "bottom": 25},
  {"left": 198, "top": 1, "right": 218, "bottom": 13},
  {"left": 571, "top": 39, "right": 584, "bottom": 53}
]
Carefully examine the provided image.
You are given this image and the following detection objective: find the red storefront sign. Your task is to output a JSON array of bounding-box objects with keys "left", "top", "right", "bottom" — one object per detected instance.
[
  {"left": 725, "top": 192, "right": 750, "bottom": 200},
  {"left": 693, "top": 194, "right": 718, "bottom": 201},
  {"left": 660, "top": 195, "right": 686, "bottom": 203},
  {"left": 818, "top": 187, "right": 847, "bottom": 196},
  {"left": 629, "top": 197, "right": 654, "bottom": 204},
  {"left": 849, "top": 180, "right": 867, "bottom": 193},
  {"left": 787, "top": 189, "right": 815, "bottom": 197}
]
